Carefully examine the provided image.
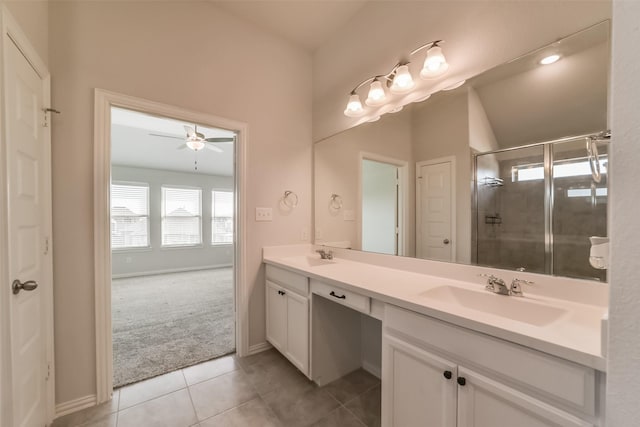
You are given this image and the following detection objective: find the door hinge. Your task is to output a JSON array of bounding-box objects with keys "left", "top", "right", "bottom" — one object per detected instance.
[
  {"left": 44, "top": 237, "right": 49, "bottom": 255},
  {"left": 42, "top": 108, "right": 61, "bottom": 127},
  {"left": 46, "top": 363, "right": 50, "bottom": 381}
]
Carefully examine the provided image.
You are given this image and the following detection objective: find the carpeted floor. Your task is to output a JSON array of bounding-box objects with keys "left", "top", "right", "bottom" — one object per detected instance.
[{"left": 112, "top": 268, "right": 235, "bottom": 388}]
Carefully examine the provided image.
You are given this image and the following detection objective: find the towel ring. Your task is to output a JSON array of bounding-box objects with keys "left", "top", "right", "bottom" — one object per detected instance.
[
  {"left": 330, "top": 194, "right": 343, "bottom": 211},
  {"left": 283, "top": 190, "right": 298, "bottom": 209}
]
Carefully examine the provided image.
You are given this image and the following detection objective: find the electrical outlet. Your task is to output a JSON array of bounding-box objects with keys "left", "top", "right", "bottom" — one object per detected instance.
[
  {"left": 301, "top": 228, "right": 309, "bottom": 241},
  {"left": 255, "top": 207, "right": 273, "bottom": 222},
  {"left": 125, "top": 257, "right": 132, "bottom": 264},
  {"left": 315, "top": 229, "right": 323, "bottom": 239}
]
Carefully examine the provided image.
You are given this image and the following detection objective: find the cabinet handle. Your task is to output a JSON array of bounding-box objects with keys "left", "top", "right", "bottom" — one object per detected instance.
[
  {"left": 329, "top": 291, "right": 346, "bottom": 299},
  {"left": 278, "top": 290, "right": 286, "bottom": 296},
  {"left": 443, "top": 370, "right": 452, "bottom": 380},
  {"left": 457, "top": 377, "right": 466, "bottom": 386}
]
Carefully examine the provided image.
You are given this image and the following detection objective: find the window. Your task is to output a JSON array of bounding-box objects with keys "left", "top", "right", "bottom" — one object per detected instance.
[
  {"left": 111, "top": 184, "right": 149, "bottom": 249},
  {"left": 162, "top": 187, "right": 202, "bottom": 246},
  {"left": 511, "top": 156, "right": 608, "bottom": 182},
  {"left": 212, "top": 190, "right": 234, "bottom": 244}
]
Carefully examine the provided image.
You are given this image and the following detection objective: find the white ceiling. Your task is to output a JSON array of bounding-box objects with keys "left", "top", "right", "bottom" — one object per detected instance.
[
  {"left": 212, "top": 0, "right": 368, "bottom": 51},
  {"left": 111, "top": 108, "right": 235, "bottom": 176}
]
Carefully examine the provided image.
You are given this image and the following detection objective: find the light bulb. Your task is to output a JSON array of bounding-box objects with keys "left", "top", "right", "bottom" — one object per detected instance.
[
  {"left": 390, "top": 65, "right": 415, "bottom": 94},
  {"left": 343, "top": 93, "right": 365, "bottom": 117},
  {"left": 365, "top": 80, "right": 386, "bottom": 106},
  {"left": 540, "top": 54, "right": 560, "bottom": 65},
  {"left": 186, "top": 140, "right": 205, "bottom": 151},
  {"left": 420, "top": 45, "right": 449, "bottom": 79}
]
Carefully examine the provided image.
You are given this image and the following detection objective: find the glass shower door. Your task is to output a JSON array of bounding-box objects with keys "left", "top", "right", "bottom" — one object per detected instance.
[
  {"left": 475, "top": 146, "right": 546, "bottom": 273},
  {"left": 552, "top": 139, "right": 608, "bottom": 281}
]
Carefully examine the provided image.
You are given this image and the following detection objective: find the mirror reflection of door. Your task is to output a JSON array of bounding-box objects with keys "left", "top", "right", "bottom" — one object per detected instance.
[
  {"left": 417, "top": 159, "right": 454, "bottom": 262},
  {"left": 361, "top": 159, "right": 399, "bottom": 255}
]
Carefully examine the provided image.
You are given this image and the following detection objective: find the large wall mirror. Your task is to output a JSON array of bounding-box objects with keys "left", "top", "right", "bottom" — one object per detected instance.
[{"left": 314, "top": 21, "right": 610, "bottom": 281}]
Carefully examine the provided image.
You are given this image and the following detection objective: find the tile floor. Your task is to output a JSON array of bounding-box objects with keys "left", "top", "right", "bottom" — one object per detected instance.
[{"left": 52, "top": 349, "right": 381, "bottom": 427}]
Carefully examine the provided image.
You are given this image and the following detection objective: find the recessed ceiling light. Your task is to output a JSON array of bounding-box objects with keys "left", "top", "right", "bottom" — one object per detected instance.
[{"left": 540, "top": 54, "right": 561, "bottom": 65}]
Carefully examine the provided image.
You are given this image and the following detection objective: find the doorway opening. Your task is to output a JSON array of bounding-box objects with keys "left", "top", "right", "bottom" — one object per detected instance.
[
  {"left": 109, "top": 107, "right": 237, "bottom": 387},
  {"left": 359, "top": 153, "right": 408, "bottom": 256}
]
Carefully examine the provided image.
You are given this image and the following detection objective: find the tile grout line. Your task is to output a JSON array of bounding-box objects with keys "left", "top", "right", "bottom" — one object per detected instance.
[{"left": 182, "top": 368, "right": 201, "bottom": 423}]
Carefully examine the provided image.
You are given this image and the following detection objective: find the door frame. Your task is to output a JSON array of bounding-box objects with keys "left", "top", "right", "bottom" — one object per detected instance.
[
  {"left": 93, "top": 89, "right": 248, "bottom": 404},
  {"left": 357, "top": 151, "right": 408, "bottom": 256},
  {"left": 416, "top": 156, "right": 457, "bottom": 261},
  {"left": 0, "top": 6, "right": 55, "bottom": 426}
]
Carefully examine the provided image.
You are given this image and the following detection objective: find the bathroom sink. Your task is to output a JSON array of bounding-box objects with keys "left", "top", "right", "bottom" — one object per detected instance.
[
  {"left": 282, "top": 255, "right": 337, "bottom": 267},
  {"left": 417, "top": 286, "right": 568, "bottom": 327}
]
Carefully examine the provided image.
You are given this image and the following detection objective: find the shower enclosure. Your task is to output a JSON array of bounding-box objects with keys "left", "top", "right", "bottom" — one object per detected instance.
[{"left": 473, "top": 133, "right": 609, "bottom": 281}]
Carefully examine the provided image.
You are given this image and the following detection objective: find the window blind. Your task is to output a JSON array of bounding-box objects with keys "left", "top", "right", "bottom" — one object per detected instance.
[
  {"left": 162, "top": 187, "right": 202, "bottom": 246},
  {"left": 111, "top": 184, "right": 149, "bottom": 249},
  {"left": 212, "top": 190, "right": 234, "bottom": 244}
]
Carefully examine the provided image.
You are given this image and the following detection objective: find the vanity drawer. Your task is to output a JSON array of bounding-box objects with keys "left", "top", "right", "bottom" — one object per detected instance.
[
  {"left": 384, "top": 305, "right": 596, "bottom": 416},
  {"left": 266, "top": 264, "right": 309, "bottom": 296},
  {"left": 311, "top": 279, "right": 370, "bottom": 314}
]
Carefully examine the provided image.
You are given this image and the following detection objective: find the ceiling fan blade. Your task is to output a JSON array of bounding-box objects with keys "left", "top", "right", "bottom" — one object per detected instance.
[
  {"left": 204, "top": 137, "right": 235, "bottom": 143},
  {"left": 149, "top": 133, "right": 184, "bottom": 140},
  {"left": 177, "top": 143, "right": 189, "bottom": 150},
  {"left": 205, "top": 144, "right": 223, "bottom": 153}
]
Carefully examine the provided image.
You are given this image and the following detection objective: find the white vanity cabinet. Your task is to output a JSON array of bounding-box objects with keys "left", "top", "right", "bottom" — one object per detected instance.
[
  {"left": 382, "top": 305, "right": 599, "bottom": 427},
  {"left": 265, "top": 265, "right": 310, "bottom": 376}
]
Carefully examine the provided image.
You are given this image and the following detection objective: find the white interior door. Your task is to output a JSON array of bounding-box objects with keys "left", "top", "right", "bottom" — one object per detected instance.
[
  {"left": 5, "top": 38, "right": 51, "bottom": 427},
  {"left": 417, "top": 161, "right": 453, "bottom": 261}
]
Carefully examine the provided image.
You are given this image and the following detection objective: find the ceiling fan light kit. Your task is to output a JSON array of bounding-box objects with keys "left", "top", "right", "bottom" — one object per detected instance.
[{"left": 343, "top": 40, "right": 450, "bottom": 119}]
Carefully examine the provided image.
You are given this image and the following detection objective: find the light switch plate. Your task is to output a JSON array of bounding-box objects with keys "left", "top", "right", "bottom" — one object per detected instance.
[
  {"left": 343, "top": 210, "right": 356, "bottom": 221},
  {"left": 255, "top": 207, "right": 273, "bottom": 221}
]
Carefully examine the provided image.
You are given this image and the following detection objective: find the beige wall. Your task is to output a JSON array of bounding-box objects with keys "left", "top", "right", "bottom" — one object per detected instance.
[
  {"left": 4, "top": 1, "right": 48, "bottom": 66},
  {"left": 313, "top": 1, "right": 611, "bottom": 141},
  {"left": 49, "top": 2, "right": 311, "bottom": 404}
]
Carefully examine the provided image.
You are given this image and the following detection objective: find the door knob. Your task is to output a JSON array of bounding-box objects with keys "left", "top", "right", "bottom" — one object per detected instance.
[
  {"left": 443, "top": 239, "right": 450, "bottom": 245},
  {"left": 12, "top": 279, "right": 38, "bottom": 295}
]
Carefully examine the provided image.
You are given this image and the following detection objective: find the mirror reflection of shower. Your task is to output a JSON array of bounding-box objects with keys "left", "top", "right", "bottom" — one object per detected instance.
[{"left": 474, "top": 132, "right": 609, "bottom": 281}]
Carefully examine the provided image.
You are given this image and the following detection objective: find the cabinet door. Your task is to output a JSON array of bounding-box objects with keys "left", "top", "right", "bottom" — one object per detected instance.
[
  {"left": 285, "top": 291, "right": 309, "bottom": 375},
  {"left": 266, "top": 281, "right": 287, "bottom": 352},
  {"left": 457, "top": 367, "right": 593, "bottom": 427},
  {"left": 382, "top": 334, "right": 457, "bottom": 427}
]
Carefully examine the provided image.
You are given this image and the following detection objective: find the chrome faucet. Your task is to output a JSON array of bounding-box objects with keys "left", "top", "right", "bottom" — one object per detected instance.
[
  {"left": 316, "top": 249, "right": 334, "bottom": 260},
  {"left": 509, "top": 278, "right": 534, "bottom": 297},
  {"left": 480, "top": 274, "right": 510, "bottom": 296}
]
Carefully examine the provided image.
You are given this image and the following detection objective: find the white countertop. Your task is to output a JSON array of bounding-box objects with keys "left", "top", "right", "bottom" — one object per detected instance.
[{"left": 263, "top": 249, "right": 607, "bottom": 372}]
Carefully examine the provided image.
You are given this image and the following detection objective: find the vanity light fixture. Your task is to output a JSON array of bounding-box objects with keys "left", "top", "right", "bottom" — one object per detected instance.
[
  {"left": 389, "top": 64, "right": 415, "bottom": 94},
  {"left": 420, "top": 43, "right": 449, "bottom": 78},
  {"left": 365, "top": 78, "right": 387, "bottom": 106},
  {"left": 344, "top": 92, "right": 365, "bottom": 117},
  {"left": 540, "top": 54, "right": 561, "bottom": 65},
  {"left": 343, "top": 39, "right": 449, "bottom": 118}
]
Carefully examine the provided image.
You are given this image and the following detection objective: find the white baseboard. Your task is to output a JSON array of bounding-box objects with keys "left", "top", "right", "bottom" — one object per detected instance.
[
  {"left": 248, "top": 341, "right": 272, "bottom": 355},
  {"left": 55, "top": 394, "right": 97, "bottom": 418},
  {"left": 362, "top": 360, "right": 381, "bottom": 379},
  {"left": 112, "top": 264, "right": 232, "bottom": 279}
]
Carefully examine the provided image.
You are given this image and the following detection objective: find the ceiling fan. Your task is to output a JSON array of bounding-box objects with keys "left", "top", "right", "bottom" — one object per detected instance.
[{"left": 150, "top": 125, "right": 235, "bottom": 153}]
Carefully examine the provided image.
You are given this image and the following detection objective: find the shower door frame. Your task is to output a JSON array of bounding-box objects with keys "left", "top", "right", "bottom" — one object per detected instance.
[{"left": 472, "top": 131, "right": 609, "bottom": 275}]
